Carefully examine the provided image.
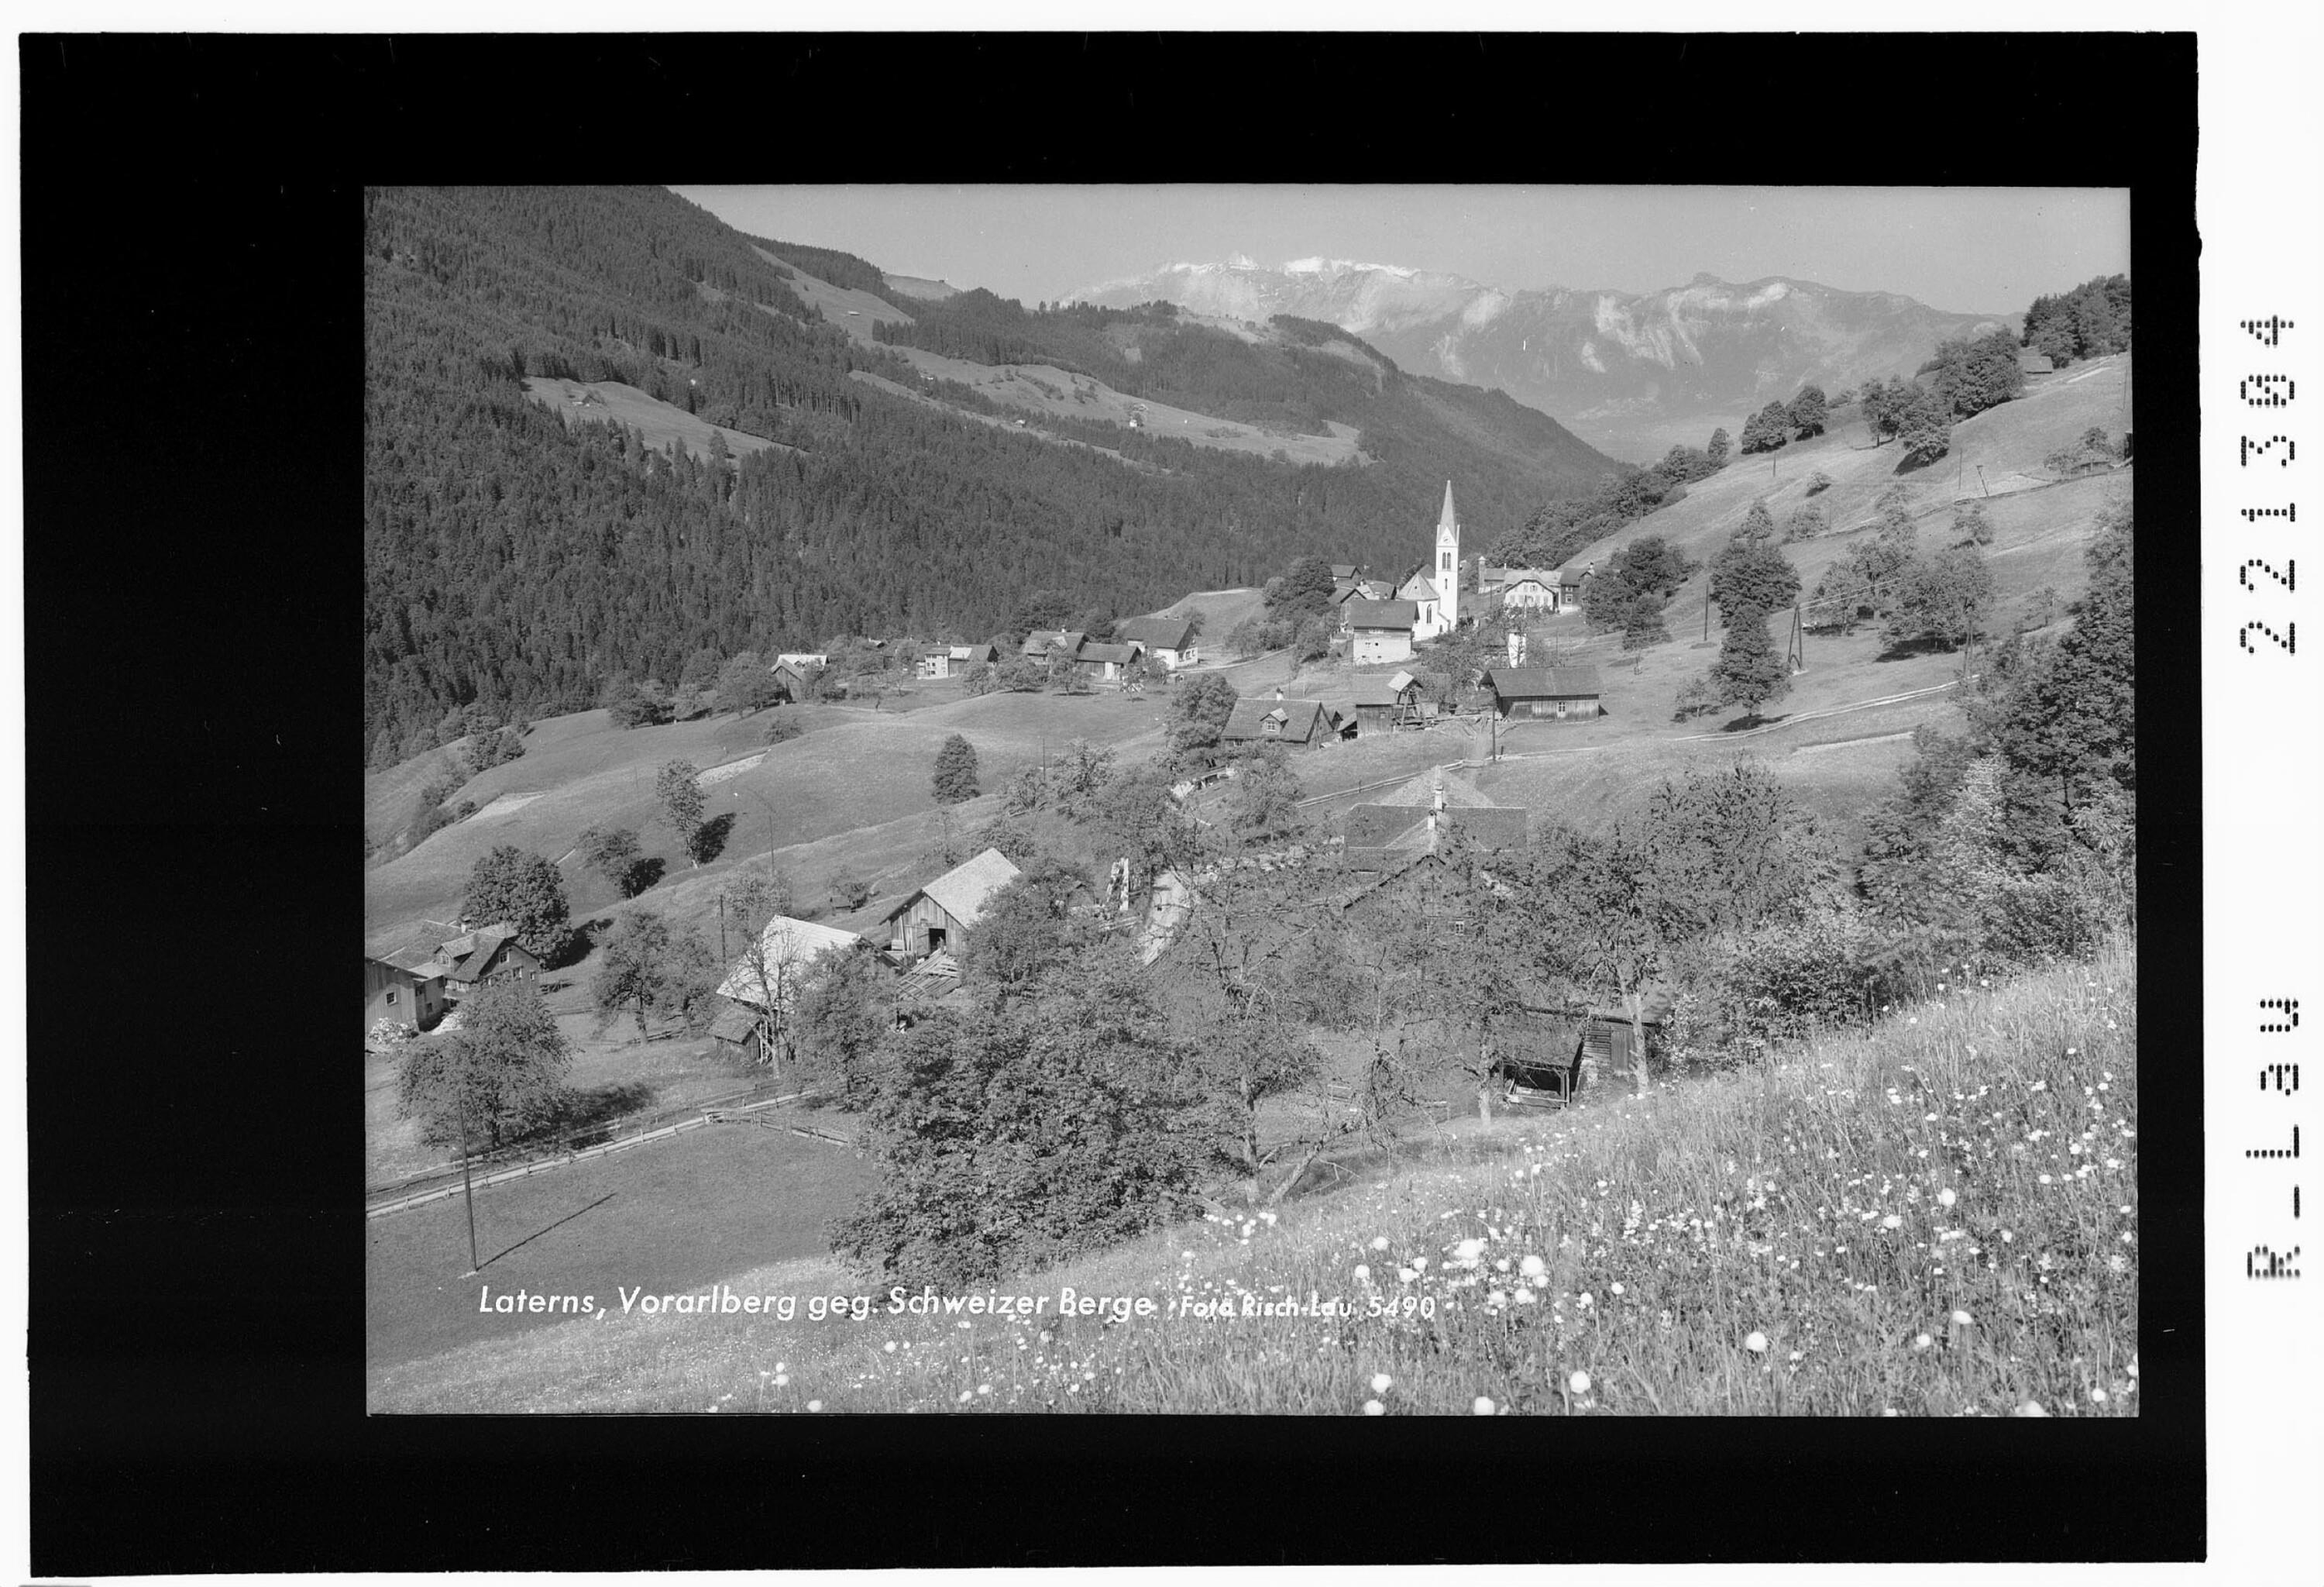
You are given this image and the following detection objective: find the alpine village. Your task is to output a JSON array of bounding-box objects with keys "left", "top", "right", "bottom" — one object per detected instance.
[{"left": 365, "top": 186, "right": 2137, "bottom": 1416}]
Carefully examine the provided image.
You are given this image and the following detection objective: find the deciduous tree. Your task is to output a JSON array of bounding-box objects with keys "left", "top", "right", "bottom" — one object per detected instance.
[
  {"left": 576, "top": 824, "right": 644, "bottom": 897},
  {"left": 398, "top": 978, "right": 572, "bottom": 1152},
  {"left": 462, "top": 844, "right": 572, "bottom": 964},
  {"left": 1711, "top": 602, "right": 1790, "bottom": 719}
]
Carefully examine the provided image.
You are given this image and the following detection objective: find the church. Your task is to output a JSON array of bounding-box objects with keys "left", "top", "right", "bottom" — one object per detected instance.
[{"left": 1394, "top": 480, "right": 1462, "bottom": 640}]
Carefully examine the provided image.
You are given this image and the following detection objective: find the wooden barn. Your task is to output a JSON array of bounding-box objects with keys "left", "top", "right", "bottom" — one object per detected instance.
[
  {"left": 1487, "top": 1009, "right": 1587, "bottom": 1109},
  {"left": 880, "top": 847, "right": 1022, "bottom": 959},
  {"left": 1351, "top": 670, "right": 1422, "bottom": 735},
  {"left": 1488, "top": 665, "right": 1603, "bottom": 721}
]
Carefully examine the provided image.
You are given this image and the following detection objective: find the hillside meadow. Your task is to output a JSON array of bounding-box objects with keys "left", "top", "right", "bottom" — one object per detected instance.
[{"left": 370, "top": 947, "right": 2137, "bottom": 1415}]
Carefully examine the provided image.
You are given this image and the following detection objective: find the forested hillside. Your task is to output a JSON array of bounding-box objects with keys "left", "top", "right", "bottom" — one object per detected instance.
[{"left": 364, "top": 187, "right": 1618, "bottom": 753}]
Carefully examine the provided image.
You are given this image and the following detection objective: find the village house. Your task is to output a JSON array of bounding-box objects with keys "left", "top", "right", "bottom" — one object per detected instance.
[
  {"left": 1071, "top": 640, "right": 1146, "bottom": 681},
  {"left": 713, "top": 914, "right": 873, "bottom": 1065},
  {"left": 918, "top": 642, "right": 1000, "bottom": 680},
  {"left": 1112, "top": 616, "right": 1201, "bottom": 670},
  {"left": 880, "top": 846, "right": 1022, "bottom": 960},
  {"left": 1019, "top": 628, "right": 1088, "bottom": 663},
  {"left": 1487, "top": 665, "right": 1604, "bottom": 721},
  {"left": 363, "top": 953, "right": 448, "bottom": 1040},
  {"left": 1343, "top": 598, "right": 1419, "bottom": 665},
  {"left": 434, "top": 924, "right": 542, "bottom": 1001},
  {"left": 770, "top": 657, "right": 823, "bottom": 703},
  {"left": 1218, "top": 695, "right": 1346, "bottom": 751},
  {"left": 1349, "top": 670, "right": 1422, "bottom": 735},
  {"left": 1339, "top": 769, "right": 1528, "bottom": 871}
]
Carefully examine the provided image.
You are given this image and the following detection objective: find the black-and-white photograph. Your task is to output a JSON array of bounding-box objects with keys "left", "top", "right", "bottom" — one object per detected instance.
[{"left": 362, "top": 181, "right": 2140, "bottom": 1418}]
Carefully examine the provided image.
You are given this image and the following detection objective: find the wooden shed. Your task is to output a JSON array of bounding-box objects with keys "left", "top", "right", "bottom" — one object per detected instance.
[
  {"left": 1351, "top": 670, "right": 1422, "bottom": 734},
  {"left": 1488, "top": 665, "right": 1604, "bottom": 721}
]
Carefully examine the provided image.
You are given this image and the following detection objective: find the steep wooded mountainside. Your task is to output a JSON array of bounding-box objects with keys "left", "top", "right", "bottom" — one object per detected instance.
[{"left": 364, "top": 187, "right": 1620, "bottom": 750}]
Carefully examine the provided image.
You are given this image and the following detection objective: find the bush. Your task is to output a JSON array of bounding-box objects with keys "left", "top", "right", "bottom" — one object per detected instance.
[
  {"left": 1803, "top": 470, "right": 1833, "bottom": 496},
  {"left": 1783, "top": 502, "right": 1827, "bottom": 542},
  {"left": 764, "top": 711, "right": 804, "bottom": 745}
]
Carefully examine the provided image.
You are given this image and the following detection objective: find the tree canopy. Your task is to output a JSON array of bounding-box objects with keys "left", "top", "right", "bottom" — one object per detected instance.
[{"left": 462, "top": 844, "right": 572, "bottom": 964}]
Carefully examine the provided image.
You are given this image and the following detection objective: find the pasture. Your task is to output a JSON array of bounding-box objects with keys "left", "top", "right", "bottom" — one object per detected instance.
[
  {"left": 519, "top": 377, "right": 799, "bottom": 467},
  {"left": 369, "top": 948, "right": 2139, "bottom": 1416}
]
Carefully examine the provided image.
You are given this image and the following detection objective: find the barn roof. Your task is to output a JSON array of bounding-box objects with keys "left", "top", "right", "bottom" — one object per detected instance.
[
  {"left": 1376, "top": 769, "right": 1495, "bottom": 809},
  {"left": 1490, "top": 666, "right": 1603, "bottom": 699},
  {"left": 1076, "top": 642, "right": 1140, "bottom": 666},
  {"left": 1114, "top": 616, "right": 1195, "bottom": 652},
  {"left": 706, "top": 1000, "right": 761, "bottom": 1043},
  {"left": 1329, "top": 563, "right": 1360, "bottom": 579},
  {"left": 1345, "top": 598, "right": 1418, "bottom": 629},
  {"left": 1352, "top": 673, "right": 1418, "bottom": 707},
  {"left": 911, "top": 847, "right": 1023, "bottom": 928},
  {"left": 2018, "top": 349, "right": 2055, "bottom": 373},
  {"left": 1220, "top": 697, "right": 1329, "bottom": 743},
  {"left": 718, "top": 916, "right": 869, "bottom": 1002},
  {"left": 1020, "top": 628, "right": 1087, "bottom": 658}
]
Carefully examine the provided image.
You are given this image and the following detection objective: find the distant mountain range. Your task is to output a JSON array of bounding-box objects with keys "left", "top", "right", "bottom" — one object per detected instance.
[{"left": 1076, "top": 258, "right": 2016, "bottom": 461}]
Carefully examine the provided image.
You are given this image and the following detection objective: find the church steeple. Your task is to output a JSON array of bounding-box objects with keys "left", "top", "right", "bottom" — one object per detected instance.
[{"left": 1435, "top": 480, "right": 1460, "bottom": 630}]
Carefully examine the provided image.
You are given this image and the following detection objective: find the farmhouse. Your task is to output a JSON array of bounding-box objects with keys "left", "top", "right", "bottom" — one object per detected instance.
[
  {"left": 771, "top": 658, "right": 823, "bottom": 702},
  {"left": 425, "top": 924, "right": 541, "bottom": 1001},
  {"left": 880, "top": 846, "right": 1022, "bottom": 960},
  {"left": 1343, "top": 599, "right": 1419, "bottom": 665},
  {"left": 1341, "top": 769, "right": 1528, "bottom": 871},
  {"left": 918, "top": 642, "right": 1000, "bottom": 680},
  {"left": 1072, "top": 640, "right": 1146, "bottom": 681},
  {"left": 1113, "top": 616, "right": 1201, "bottom": 670},
  {"left": 1350, "top": 670, "right": 1422, "bottom": 735},
  {"left": 363, "top": 954, "right": 447, "bottom": 1040},
  {"left": 1218, "top": 696, "right": 1344, "bottom": 750},
  {"left": 1488, "top": 665, "right": 1603, "bottom": 721},
  {"left": 1020, "top": 628, "right": 1088, "bottom": 663}
]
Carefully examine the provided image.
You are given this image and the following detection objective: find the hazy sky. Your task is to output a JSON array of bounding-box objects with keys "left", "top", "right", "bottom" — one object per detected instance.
[{"left": 673, "top": 185, "right": 2128, "bottom": 314}]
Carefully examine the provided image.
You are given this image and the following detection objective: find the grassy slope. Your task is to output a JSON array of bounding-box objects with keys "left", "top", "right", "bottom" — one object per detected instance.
[
  {"left": 370, "top": 948, "right": 2137, "bottom": 1415},
  {"left": 518, "top": 377, "right": 799, "bottom": 467},
  {"left": 363, "top": 688, "right": 1181, "bottom": 952}
]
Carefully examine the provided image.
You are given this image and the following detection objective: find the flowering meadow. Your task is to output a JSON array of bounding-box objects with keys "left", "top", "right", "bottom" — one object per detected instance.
[{"left": 372, "top": 946, "right": 2135, "bottom": 1416}]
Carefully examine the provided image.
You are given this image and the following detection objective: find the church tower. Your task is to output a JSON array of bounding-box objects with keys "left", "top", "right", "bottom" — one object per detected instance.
[{"left": 1434, "top": 480, "right": 1461, "bottom": 632}]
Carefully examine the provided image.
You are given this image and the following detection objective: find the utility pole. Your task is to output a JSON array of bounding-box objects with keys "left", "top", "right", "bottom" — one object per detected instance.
[
  {"left": 458, "top": 1103, "right": 482, "bottom": 1277},
  {"left": 1976, "top": 464, "right": 1989, "bottom": 498},
  {"left": 717, "top": 893, "right": 727, "bottom": 962},
  {"left": 1703, "top": 591, "right": 1712, "bottom": 643}
]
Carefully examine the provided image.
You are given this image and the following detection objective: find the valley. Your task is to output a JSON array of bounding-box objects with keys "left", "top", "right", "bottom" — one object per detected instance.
[{"left": 363, "top": 184, "right": 2136, "bottom": 1421}]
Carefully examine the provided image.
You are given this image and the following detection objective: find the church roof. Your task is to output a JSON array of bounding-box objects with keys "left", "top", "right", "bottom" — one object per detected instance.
[
  {"left": 1437, "top": 479, "right": 1459, "bottom": 535},
  {"left": 1345, "top": 598, "right": 1418, "bottom": 629}
]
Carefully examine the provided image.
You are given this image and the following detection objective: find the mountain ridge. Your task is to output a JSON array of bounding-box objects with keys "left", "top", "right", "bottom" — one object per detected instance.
[{"left": 1076, "top": 259, "right": 2016, "bottom": 461}]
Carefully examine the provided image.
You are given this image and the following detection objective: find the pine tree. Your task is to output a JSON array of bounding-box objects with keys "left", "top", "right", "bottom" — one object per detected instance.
[
  {"left": 656, "top": 760, "right": 706, "bottom": 864},
  {"left": 932, "top": 733, "right": 981, "bottom": 804},
  {"left": 1711, "top": 602, "right": 1790, "bottom": 719}
]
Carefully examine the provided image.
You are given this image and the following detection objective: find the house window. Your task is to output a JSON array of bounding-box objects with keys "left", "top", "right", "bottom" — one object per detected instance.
[{"left": 387, "top": 990, "right": 398, "bottom": 1005}]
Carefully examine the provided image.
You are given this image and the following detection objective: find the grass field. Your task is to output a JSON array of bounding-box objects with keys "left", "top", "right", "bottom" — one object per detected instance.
[
  {"left": 519, "top": 377, "right": 799, "bottom": 468},
  {"left": 368, "top": 947, "right": 2137, "bottom": 1415},
  {"left": 366, "top": 1114, "right": 875, "bottom": 1384}
]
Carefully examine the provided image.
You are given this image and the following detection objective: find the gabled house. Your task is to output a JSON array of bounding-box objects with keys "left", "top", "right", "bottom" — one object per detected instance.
[
  {"left": 1339, "top": 769, "right": 1528, "bottom": 871},
  {"left": 1019, "top": 629, "right": 1088, "bottom": 663},
  {"left": 771, "top": 658, "right": 823, "bottom": 703},
  {"left": 1072, "top": 640, "right": 1146, "bottom": 680},
  {"left": 1343, "top": 598, "right": 1418, "bottom": 665},
  {"left": 1495, "top": 570, "right": 1563, "bottom": 612},
  {"left": 1218, "top": 696, "right": 1339, "bottom": 750},
  {"left": 881, "top": 847, "right": 1023, "bottom": 959},
  {"left": 364, "top": 954, "right": 448, "bottom": 1040},
  {"left": 1488, "top": 666, "right": 1604, "bottom": 721},
  {"left": 438, "top": 925, "right": 541, "bottom": 1001},
  {"left": 1113, "top": 617, "right": 1200, "bottom": 670},
  {"left": 918, "top": 642, "right": 999, "bottom": 680}
]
